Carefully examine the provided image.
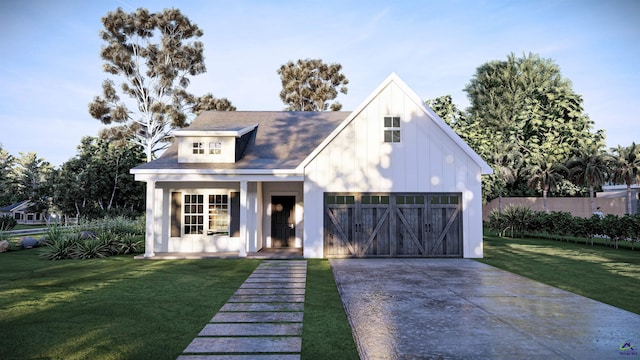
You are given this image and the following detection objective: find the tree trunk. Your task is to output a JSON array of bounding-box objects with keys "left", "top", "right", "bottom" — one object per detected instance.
[
  {"left": 543, "top": 188, "right": 548, "bottom": 212},
  {"left": 589, "top": 184, "right": 595, "bottom": 214},
  {"left": 626, "top": 184, "right": 632, "bottom": 215}
]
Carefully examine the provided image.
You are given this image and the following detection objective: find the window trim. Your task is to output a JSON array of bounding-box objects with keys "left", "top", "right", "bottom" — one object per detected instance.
[
  {"left": 209, "top": 142, "right": 222, "bottom": 155},
  {"left": 171, "top": 190, "right": 240, "bottom": 237},
  {"left": 192, "top": 142, "right": 205, "bottom": 154},
  {"left": 383, "top": 115, "right": 401, "bottom": 143}
]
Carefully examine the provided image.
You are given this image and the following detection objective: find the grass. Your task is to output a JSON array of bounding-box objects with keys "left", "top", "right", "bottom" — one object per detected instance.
[
  {"left": 0, "top": 249, "right": 260, "bottom": 359},
  {"left": 303, "top": 260, "right": 359, "bottom": 359},
  {"left": 0, "top": 250, "right": 358, "bottom": 359},
  {"left": 478, "top": 232, "right": 640, "bottom": 315},
  {"left": 12, "top": 224, "right": 47, "bottom": 230}
]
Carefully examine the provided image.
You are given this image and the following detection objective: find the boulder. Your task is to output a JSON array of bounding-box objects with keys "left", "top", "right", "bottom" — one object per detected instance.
[
  {"left": 21, "top": 237, "right": 38, "bottom": 249},
  {"left": 79, "top": 231, "right": 96, "bottom": 240},
  {"left": 0, "top": 240, "right": 9, "bottom": 253}
]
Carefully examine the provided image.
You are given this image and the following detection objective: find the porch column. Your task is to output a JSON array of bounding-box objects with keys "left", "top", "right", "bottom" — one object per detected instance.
[
  {"left": 239, "top": 180, "right": 248, "bottom": 257},
  {"left": 144, "top": 180, "right": 156, "bottom": 258}
]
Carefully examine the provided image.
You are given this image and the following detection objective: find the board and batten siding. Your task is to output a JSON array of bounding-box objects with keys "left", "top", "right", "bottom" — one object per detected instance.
[{"left": 303, "top": 79, "right": 484, "bottom": 258}]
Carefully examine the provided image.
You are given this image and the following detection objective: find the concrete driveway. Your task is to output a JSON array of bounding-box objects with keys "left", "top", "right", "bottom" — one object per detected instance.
[{"left": 330, "top": 259, "right": 640, "bottom": 360}]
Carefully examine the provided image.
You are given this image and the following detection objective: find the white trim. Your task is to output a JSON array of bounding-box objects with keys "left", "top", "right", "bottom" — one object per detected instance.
[
  {"left": 144, "top": 180, "right": 156, "bottom": 258},
  {"left": 133, "top": 173, "right": 304, "bottom": 183},
  {"left": 239, "top": 181, "right": 248, "bottom": 257},
  {"left": 174, "top": 124, "right": 258, "bottom": 137}
]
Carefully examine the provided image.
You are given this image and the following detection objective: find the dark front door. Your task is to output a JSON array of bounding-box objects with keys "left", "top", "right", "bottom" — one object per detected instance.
[{"left": 271, "top": 196, "right": 296, "bottom": 248}]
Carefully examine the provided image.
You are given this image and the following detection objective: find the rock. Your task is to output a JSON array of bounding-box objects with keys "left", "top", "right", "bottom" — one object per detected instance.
[
  {"left": 79, "top": 231, "right": 96, "bottom": 240},
  {"left": 0, "top": 240, "right": 9, "bottom": 253},
  {"left": 21, "top": 237, "right": 38, "bottom": 249}
]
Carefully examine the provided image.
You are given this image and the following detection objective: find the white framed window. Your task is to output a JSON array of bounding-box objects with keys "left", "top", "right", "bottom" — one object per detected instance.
[
  {"left": 383, "top": 116, "right": 401, "bottom": 143},
  {"left": 184, "top": 194, "right": 204, "bottom": 234},
  {"left": 209, "top": 142, "right": 222, "bottom": 155},
  {"left": 192, "top": 142, "right": 205, "bottom": 154},
  {"left": 208, "top": 194, "right": 229, "bottom": 235}
]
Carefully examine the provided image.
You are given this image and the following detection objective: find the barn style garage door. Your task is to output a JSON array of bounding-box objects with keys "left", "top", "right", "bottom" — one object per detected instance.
[{"left": 324, "top": 193, "right": 462, "bottom": 257}]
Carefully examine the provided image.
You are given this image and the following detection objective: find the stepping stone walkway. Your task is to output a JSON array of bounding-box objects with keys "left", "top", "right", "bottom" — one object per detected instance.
[{"left": 178, "top": 260, "right": 307, "bottom": 360}]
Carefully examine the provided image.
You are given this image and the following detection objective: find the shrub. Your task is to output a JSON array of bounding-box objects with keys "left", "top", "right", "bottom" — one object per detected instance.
[
  {"left": 488, "top": 205, "right": 533, "bottom": 238},
  {"left": 79, "top": 216, "right": 144, "bottom": 236},
  {"left": 115, "top": 234, "right": 144, "bottom": 255},
  {"left": 0, "top": 215, "right": 17, "bottom": 231},
  {"left": 73, "top": 237, "right": 113, "bottom": 259},
  {"left": 42, "top": 234, "right": 81, "bottom": 260},
  {"left": 41, "top": 225, "right": 144, "bottom": 260}
]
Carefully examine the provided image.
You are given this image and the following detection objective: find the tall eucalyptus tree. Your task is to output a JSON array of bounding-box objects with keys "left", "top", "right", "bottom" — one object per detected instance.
[
  {"left": 277, "top": 59, "right": 349, "bottom": 111},
  {"left": 88, "top": 7, "right": 234, "bottom": 162}
]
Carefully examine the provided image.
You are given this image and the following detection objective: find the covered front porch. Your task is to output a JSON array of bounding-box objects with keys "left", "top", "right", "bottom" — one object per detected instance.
[{"left": 138, "top": 175, "right": 304, "bottom": 259}]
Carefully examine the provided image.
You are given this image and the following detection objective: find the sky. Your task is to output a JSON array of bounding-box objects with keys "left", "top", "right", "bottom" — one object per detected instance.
[{"left": 0, "top": 0, "right": 638, "bottom": 166}]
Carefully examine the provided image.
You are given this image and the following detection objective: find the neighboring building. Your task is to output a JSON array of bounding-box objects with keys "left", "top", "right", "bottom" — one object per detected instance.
[
  {"left": 600, "top": 184, "right": 640, "bottom": 215},
  {"left": 0, "top": 200, "right": 47, "bottom": 225},
  {"left": 131, "top": 73, "right": 492, "bottom": 258}
]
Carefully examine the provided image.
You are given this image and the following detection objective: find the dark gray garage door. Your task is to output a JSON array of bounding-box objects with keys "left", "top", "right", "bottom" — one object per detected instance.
[{"left": 324, "top": 193, "right": 462, "bottom": 257}]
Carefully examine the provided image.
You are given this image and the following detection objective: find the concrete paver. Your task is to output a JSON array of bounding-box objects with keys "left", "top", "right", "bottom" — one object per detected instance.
[
  {"left": 219, "top": 302, "right": 304, "bottom": 312},
  {"left": 199, "top": 323, "right": 303, "bottom": 336},
  {"left": 228, "top": 294, "right": 305, "bottom": 303},
  {"left": 211, "top": 311, "right": 303, "bottom": 323},
  {"left": 331, "top": 258, "right": 640, "bottom": 360},
  {"left": 183, "top": 337, "right": 301, "bottom": 353}
]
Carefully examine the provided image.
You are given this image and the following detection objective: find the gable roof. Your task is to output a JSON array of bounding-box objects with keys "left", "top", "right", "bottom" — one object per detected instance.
[
  {"left": 0, "top": 200, "right": 30, "bottom": 212},
  {"left": 132, "top": 111, "right": 349, "bottom": 173},
  {"left": 299, "top": 73, "right": 493, "bottom": 174},
  {"left": 132, "top": 73, "right": 492, "bottom": 176}
]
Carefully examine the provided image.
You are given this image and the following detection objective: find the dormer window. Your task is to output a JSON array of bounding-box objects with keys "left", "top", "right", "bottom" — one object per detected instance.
[
  {"left": 209, "top": 142, "right": 222, "bottom": 155},
  {"left": 192, "top": 142, "right": 205, "bottom": 154},
  {"left": 384, "top": 116, "right": 401, "bottom": 143},
  {"left": 176, "top": 123, "right": 258, "bottom": 164}
]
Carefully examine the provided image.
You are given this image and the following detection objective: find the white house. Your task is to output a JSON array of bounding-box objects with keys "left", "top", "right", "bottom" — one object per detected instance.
[
  {"left": 131, "top": 73, "right": 492, "bottom": 258},
  {"left": 0, "top": 200, "right": 47, "bottom": 225}
]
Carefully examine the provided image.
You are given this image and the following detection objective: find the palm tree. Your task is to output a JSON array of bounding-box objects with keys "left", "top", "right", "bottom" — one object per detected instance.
[
  {"left": 610, "top": 142, "right": 640, "bottom": 214},
  {"left": 525, "top": 153, "right": 568, "bottom": 212},
  {"left": 567, "top": 146, "right": 612, "bottom": 213},
  {"left": 490, "top": 141, "right": 522, "bottom": 212}
]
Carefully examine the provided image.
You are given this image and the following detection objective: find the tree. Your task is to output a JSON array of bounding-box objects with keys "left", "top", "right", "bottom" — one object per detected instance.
[
  {"left": 567, "top": 145, "right": 612, "bottom": 213},
  {"left": 54, "top": 137, "right": 145, "bottom": 219},
  {"left": 88, "top": 7, "right": 234, "bottom": 162},
  {"left": 13, "top": 152, "right": 53, "bottom": 213},
  {"left": 610, "top": 142, "right": 640, "bottom": 214},
  {"left": 463, "top": 53, "right": 603, "bottom": 198},
  {"left": 0, "top": 145, "right": 17, "bottom": 206},
  {"left": 487, "top": 141, "right": 522, "bottom": 211},
  {"left": 426, "top": 95, "right": 465, "bottom": 128},
  {"left": 525, "top": 153, "right": 568, "bottom": 212},
  {"left": 277, "top": 59, "right": 349, "bottom": 111}
]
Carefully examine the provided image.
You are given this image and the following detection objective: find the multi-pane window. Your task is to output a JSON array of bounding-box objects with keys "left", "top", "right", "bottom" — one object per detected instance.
[
  {"left": 192, "top": 142, "right": 205, "bottom": 154},
  {"left": 383, "top": 116, "right": 401, "bottom": 143},
  {"left": 208, "top": 194, "right": 229, "bottom": 235},
  {"left": 181, "top": 193, "right": 230, "bottom": 236},
  {"left": 184, "top": 195, "right": 204, "bottom": 234},
  {"left": 209, "top": 142, "right": 222, "bottom": 155}
]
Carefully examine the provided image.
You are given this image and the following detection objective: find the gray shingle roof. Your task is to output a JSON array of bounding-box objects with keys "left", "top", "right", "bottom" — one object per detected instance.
[{"left": 133, "top": 111, "right": 350, "bottom": 171}]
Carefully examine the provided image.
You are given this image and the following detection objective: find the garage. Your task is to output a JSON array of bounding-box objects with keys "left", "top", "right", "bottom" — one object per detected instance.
[{"left": 324, "top": 192, "right": 462, "bottom": 257}]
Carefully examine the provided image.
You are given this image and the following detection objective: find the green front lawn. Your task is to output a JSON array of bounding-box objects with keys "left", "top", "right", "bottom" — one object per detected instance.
[
  {"left": 0, "top": 250, "right": 357, "bottom": 359},
  {"left": 478, "top": 233, "right": 640, "bottom": 315},
  {"left": 0, "top": 250, "right": 259, "bottom": 359}
]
